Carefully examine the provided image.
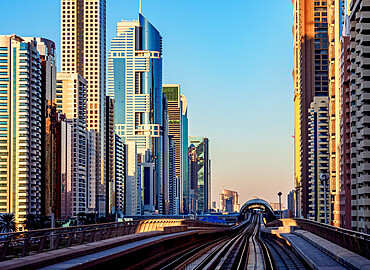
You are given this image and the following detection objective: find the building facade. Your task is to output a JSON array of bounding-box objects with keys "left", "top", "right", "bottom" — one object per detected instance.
[
  {"left": 61, "top": 0, "right": 107, "bottom": 216},
  {"left": 105, "top": 96, "right": 115, "bottom": 214},
  {"left": 34, "top": 38, "right": 57, "bottom": 218},
  {"left": 0, "top": 35, "right": 43, "bottom": 227},
  {"left": 163, "top": 85, "right": 183, "bottom": 213},
  {"left": 293, "top": 0, "right": 331, "bottom": 221},
  {"left": 219, "top": 189, "right": 240, "bottom": 213},
  {"left": 108, "top": 13, "right": 164, "bottom": 214},
  {"left": 180, "top": 94, "right": 189, "bottom": 214},
  {"left": 340, "top": 28, "right": 351, "bottom": 229},
  {"left": 115, "top": 134, "right": 126, "bottom": 214},
  {"left": 347, "top": 0, "right": 370, "bottom": 233},
  {"left": 188, "top": 136, "right": 211, "bottom": 214},
  {"left": 56, "top": 73, "right": 87, "bottom": 217},
  {"left": 307, "top": 96, "right": 330, "bottom": 223}
]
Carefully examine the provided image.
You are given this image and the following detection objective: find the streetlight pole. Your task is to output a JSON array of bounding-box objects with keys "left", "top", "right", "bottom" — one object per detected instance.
[
  {"left": 278, "top": 192, "right": 282, "bottom": 219},
  {"left": 320, "top": 174, "right": 329, "bottom": 224}
]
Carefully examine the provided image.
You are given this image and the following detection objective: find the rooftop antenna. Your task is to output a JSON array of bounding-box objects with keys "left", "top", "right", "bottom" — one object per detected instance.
[{"left": 139, "top": 0, "right": 142, "bottom": 14}]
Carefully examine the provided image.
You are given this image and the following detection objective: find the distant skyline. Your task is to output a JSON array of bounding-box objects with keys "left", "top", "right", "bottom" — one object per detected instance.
[{"left": 0, "top": 0, "right": 294, "bottom": 206}]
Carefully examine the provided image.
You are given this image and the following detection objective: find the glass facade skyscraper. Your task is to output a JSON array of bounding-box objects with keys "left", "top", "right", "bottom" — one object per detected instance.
[{"left": 108, "top": 14, "right": 164, "bottom": 213}]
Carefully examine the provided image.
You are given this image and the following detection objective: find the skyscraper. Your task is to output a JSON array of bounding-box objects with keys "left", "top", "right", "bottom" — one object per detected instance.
[
  {"left": 219, "top": 189, "right": 240, "bottom": 213},
  {"left": 33, "top": 38, "right": 58, "bottom": 218},
  {"left": 307, "top": 96, "right": 330, "bottom": 223},
  {"left": 293, "top": 0, "right": 331, "bottom": 220},
  {"left": 61, "top": 0, "right": 106, "bottom": 215},
  {"left": 340, "top": 25, "right": 351, "bottom": 229},
  {"left": 188, "top": 136, "right": 211, "bottom": 214},
  {"left": 328, "top": 0, "right": 346, "bottom": 228},
  {"left": 163, "top": 84, "right": 183, "bottom": 212},
  {"left": 108, "top": 13, "right": 164, "bottom": 214},
  {"left": 115, "top": 134, "right": 126, "bottom": 214},
  {"left": 105, "top": 96, "right": 115, "bottom": 214},
  {"left": 0, "top": 35, "right": 43, "bottom": 228},
  {"left": 56, "top": 73, "right": 87, "bottom": 217},
  {"left": 180, "top": 94, "right": 189, "bottom": 214}
]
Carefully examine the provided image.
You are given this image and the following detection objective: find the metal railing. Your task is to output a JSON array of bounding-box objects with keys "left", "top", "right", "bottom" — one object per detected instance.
[
  {"left": 293, "top": 218, "right": 370, "bottom": 259},
  {"left": 0, "top": 219, "right": 184, "bottom": 261}
]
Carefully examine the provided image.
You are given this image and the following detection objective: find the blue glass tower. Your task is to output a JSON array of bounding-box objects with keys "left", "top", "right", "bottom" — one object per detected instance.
[{"left": 108, "top": 14, "right": 163, "bottom": 214}]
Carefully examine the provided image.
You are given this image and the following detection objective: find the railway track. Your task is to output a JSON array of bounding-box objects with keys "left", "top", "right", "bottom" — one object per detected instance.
[
  {"left": 159, "top": 214, "right": 308, "bottom": 270},
  {"left": 157, "top": 214, "right": 274, "bottom": 270},
  {"left": 105, "top": 213, "right": 309, "bottom": 270}
]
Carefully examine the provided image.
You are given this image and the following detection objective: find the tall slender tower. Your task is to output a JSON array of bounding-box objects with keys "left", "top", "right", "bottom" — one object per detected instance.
[
  {"left": 180, "top": 94, "right": 189, "bottom": 213},
  {"left": 163, "top": 84, "right": 182, "bottom": 214},
  {"left": 108, "top": 14, "right": 163, "bottom": 214},
  {"left": 293, "top": 0, "right": 331, "bottom": 221},
  {"left": 328, "top": 0, "right": 346, "bottom": 227},
  {"left": 61, "top": 0, "right": 106, "bottom": 215}
]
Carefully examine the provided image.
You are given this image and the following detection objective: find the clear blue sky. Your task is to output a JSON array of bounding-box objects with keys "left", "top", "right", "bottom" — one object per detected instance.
[{"left": 0, "top": 0, "right": 294, "bottom": 207}]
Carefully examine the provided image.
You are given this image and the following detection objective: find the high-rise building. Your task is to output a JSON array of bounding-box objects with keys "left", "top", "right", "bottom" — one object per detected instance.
[
  {"left": 87, "top": 129, "right": 97, "bottom": 214},
  {"left": 163, "top": 85, "right": 183, "bottom": 212},
  {"left": 125, "top": 140, "right": 138, "bottom": 216},
  {"left": 32, "top": 38, "right": 57, "bottom": 218},
  {"left": 106, "top": 96, "right": 115, "bottom": 214},
  {"left": 188, "top": 144, "right": 198, "bottom": 214},
  {"left": 219, "top": 189, "right": 240, "bottom": 213},
  {"left": 328, "top": 0, "right": 346, "bottom": 228},
  {"left": 162, "top": 96, "right": 169, "bottom": 214},
  {"left": 115, "top": 134, "right": 126, "bottom": 214},
  {"left": 346, "top": 0, "right": 370, "bottom": 233},
  {"left": 168, "top": 136, "right": 178, "bottom": 215},
  {"left": 188, "top": 137, "right": 211, "bottom": 214},
  {"left": 180, "top": 95, "right": 189, "bottom": 214},
  {"left": 293, "top": 0, "right": 331, "bottom": 220},
  {"left": 57, "top": 118, "right": 73, "bottom": 218},
  {"left": 61, "top": 0, "right": 107, "bottom": 216},
  {"left": 340, "top": 21, "right": 351, "bottom": 229},
  {"left": 287, "top": 190, "right": 296, "bottom": 216},
  {"left": 307, "top": 96, "right": 330, "bottom": 223},
  {"left": 56, "top": 73, "right": 87, "bottom": 217},
  {"left": 108, "top": 13, "right": 163, "bottom": 214},
  {"left": 0, "top": 35, "right": 43, "bottom": 228}
]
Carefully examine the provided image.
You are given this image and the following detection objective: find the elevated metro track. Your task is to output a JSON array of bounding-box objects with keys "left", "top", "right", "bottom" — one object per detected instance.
[{"left": 34, "top": 214, "right": 308, "bottom": 270}]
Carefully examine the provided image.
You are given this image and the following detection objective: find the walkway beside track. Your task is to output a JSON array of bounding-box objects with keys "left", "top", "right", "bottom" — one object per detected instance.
[
  {"left": 281, "top": 233, "right": 347, "bottom": 270},
  {"left": 263, "top": 224, "right": 370, "bottom": 269}
]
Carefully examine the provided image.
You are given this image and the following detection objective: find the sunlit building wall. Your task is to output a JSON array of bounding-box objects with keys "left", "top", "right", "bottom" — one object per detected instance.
[
  {"left": 56, "top": 73, "right": 87, "bottom": 217},
  {"left": 0, "top": 35, "right": 43, "bottom": 227},
  {"left": 292, "top": 0, "right": 330, "bottom": 219},
  {"left": 292, "top": 0, "right": 303, "bottom": 218},
  {"left": 307, "top": 96, "right": 331, "bottom": 223},
  {"left": 328, "top": 0, "right": 346, "bottom": 228},
  {"left": 108, "top": 14, "right": 164, "bottom": 214},
  {"left": 219, "top": 189, "right": 240, "bottom": 213},
  {"left": 61, "top": 0, "right": 107, "bottom": 216}
]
